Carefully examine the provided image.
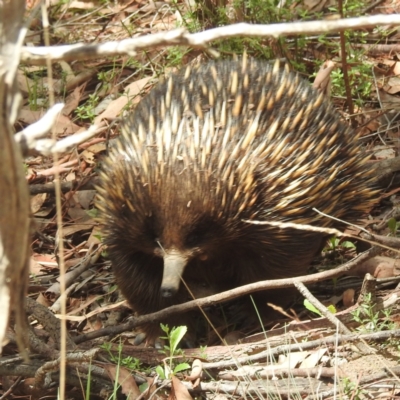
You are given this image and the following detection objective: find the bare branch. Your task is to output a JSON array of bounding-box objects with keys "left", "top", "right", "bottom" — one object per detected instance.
[{"left": 20, "top": 15, "right": 400, "bottom": 65}]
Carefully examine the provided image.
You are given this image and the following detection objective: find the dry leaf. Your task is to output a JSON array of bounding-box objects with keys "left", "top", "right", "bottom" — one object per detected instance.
[
  {"left": 87, "top": 226, "right": 103, "bottom": 247},
  {"left": 85, "top": 141, "right": 107, "bottom": 154},
  {"left": 277, "top": 351, "right": 309, "bottom": 368},
  {"left": 73, "top": 190, "right": 96, "bottom": 209},
  {"left": 385, "top": 75, "right": 400, "bottom": 94},
  {"left": 104, "top": 364, "right": 141, "bottom": 400},
  {"left": 18, "top": 109, "right": 81, "bottom": 135},
  {"left": 94, "top": 76, "right": 152, "bottom": 123},
  {"left": 170, "top": 375, "right": 193, "bottom": 400},
  {"left": 80, "top": 148, "right": 96, "bottom": 165},
  {"left": 66, "top": 1, "right": 95, "bottom": 10},
  {"left": 63, "top": 84, "right": 86, "bottom": 116},
  {"left": 30, "top": 193, "right": 47, "bottom": 214},
  {"left": 300, "top": 348, "right": 328, "bottom": 369},
  {"left": 63, "top": 207, "right": 95, "bottom": 237},
  {"left": 17, "top": 70, "right": 34, "bottom": 95}
]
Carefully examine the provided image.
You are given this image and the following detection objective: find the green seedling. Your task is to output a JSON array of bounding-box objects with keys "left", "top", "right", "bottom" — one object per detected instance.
[
  {"left": 156, "top": 324, "right": 190, "bottom": 379},
  {"left": 76, "top": 93, "right": 99, "bottom": 122},
  {"left": 325, "top": 237, "right": 356, "bottom": 252},
  {"left": 86, "top": 208, "right": 98, "bottom": 219},
  {"left": 341, "top": 377, "right": 366, "bottom": 400},
  {"left": 101, "top": 342, "right": 142, "bottom": 371},
  {"left": 388, "top": 217, "right": 400, "bottom": 236},
  {"left": 352, "top": 293, "right": 394, "bottom": 333}
]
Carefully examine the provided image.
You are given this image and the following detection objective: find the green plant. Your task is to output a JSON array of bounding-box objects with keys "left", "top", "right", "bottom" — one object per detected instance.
[
  {"left": 86, "top": 357, "right": 92, "bottom": 400},
  {"left": 388, "top": 217, "right": 400, "bottom": 236},
  {"left": 329, "top": 64, "right": 373, "bottom": 105},
  {"left": 155, "top": 324, "right": 190, "bottom": 379},
  {"left": 171, "top": 0, "right": 202, "bottom": 33},
  {"left": 100, "top": 341, "right": 151, "bottom": 397},
  {"left": 351, "top": 293, "right": 394, "bottom": 333},
  {"left": 101, "top": 342, "right": 142, "bottom": 371},
  {"left": 198, "top": 345, "right": 208, "bottom": 360},
  {"left": 87, "top": 208, "right": 99, "bottom": 219},
  {"left": 309, "top": 1, "right": 374, "bottom": 106},
  {"left": 99, "top": 341, "right": 124, "bottom": 400},
  {"left": 325, "top": 237, "right": 356, "bottom": 252},
  {"left": 75, "top": 93, "right": 99, "bottom": 122},
  {"left": 97, "top": 66, "right": 119, "bottom": 94},
  {"left": 341, "top": 376, "right": 366, "bottom": 400},
  {"left": 24, "top": 69, "right": 48, "bottom": 111},
  {"left": 165, "top": 46, "right": 190, "bottom": 68},
  {"left": 304, "top": 300, "right": 336, "bottom": 316},
  {"left": 330, "top": 69, "right": 345, "bottom": 97},
  {"left": 172, "top": 0, "right": 312, "bottom": 60},
  {"left": 328, "top": 0, "right": 368, "bottom": 17}
]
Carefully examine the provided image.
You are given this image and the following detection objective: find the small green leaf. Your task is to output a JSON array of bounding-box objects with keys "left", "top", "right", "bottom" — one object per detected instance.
[
  {"left": 173, "top": 363, "right": 190, "bottom": 374},
  {"left": 155, "top": 365, "right": 165, "bottom": 379},
  {"left": 169, "top": 326, "right": 187, "bottom": 354},
  {"left": 341, "top": 241, "right": 356, "bottom": 249},
  {"left": 139, "top": 382, "right": 148, "bottom": 393},
  {"left": 330, "top": 237, "right": 339, "bottom": 246},
  {"left": 327, "top": 305, "right": 337, "bottom": 314},
  {"left": 388, "top": 218, "right": 397, "bottom": 234},
  {"left": 304, "top": 300, "right": 322, "bottom": 316},
  {"left": 87, "top": 208, "right": 98, "bottom": 218},
  {"left": 304, "top": 300, "right": 336, "bottom": 315},
  {"left": 160, "top": 323, "right": 170, "bottom": 335}
]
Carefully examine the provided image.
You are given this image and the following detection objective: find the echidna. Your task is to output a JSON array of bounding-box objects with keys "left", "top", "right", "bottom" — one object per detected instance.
[{"left": 96, "top": 58, "right": 376, "bottom": 343}]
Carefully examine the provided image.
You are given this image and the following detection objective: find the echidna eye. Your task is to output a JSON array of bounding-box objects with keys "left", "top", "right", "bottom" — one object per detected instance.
[
  {"left": 198, "top": 252, "right": 208, "bottom": 261},
  {"left": 185, "top": 232, "right": 201, "bottom": 247},
  {"left": 185, "top": 218, "right": 219, "bottom": 248},
  {"left": 142, "top": 215, "right": 161, "bottom": 242}
]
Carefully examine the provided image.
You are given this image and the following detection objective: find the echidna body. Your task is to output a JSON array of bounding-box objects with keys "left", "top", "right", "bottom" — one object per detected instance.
[{"left": 97, "top": 58, "right": 375, "bottom": 341}]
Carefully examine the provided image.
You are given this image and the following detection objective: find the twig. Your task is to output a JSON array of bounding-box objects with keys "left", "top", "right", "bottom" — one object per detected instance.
[
  {"left": 202, "top": 329, "right": 400, "bottom": 370},
  {"left": 73, "top": 247, "right": 378, "bottom": 344},
  {"left": 21, "top": 15, "right": 400, "bottom": 65},
  {"left": 295, "top": 281, "right": 374, "bottom": 354},
  {"left": 338, "top": 0, "right": 355, "bottom": 127}
]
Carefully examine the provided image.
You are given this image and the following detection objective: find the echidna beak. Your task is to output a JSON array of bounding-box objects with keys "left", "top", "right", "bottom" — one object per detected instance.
[{"left": 160, "top": 250, "right": 188, "bottom": 298}]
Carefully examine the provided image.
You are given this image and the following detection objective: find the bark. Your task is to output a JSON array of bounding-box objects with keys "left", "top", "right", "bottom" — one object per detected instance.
[{"left": 0, "top": 0, "right": 30, "bottom": 355}]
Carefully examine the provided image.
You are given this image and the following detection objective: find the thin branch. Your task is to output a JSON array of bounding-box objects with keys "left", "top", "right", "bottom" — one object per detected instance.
[
  {"left": 338, "top": 0, "right": 356, "bottom": 126},
  {"left": 73, "top": 246, "right": 379, "bottom": 344},
  {"left": 21, "top": 15, "right": 400, "bottom": 65}
]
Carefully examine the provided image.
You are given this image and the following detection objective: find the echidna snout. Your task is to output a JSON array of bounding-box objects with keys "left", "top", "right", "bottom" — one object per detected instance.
[{"left": 160, "top": 249, "right": 189, "bottom": 298}]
